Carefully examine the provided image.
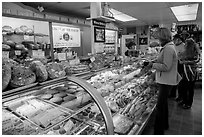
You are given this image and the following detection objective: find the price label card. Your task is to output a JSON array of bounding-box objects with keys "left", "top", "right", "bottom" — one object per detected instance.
[
  {"left": 90, "top": 56, "right": 95, "bottom": 62},
  {"left": 69, "top": 58, "right": 80, "bottom": 65},
  {"left": 15, "top": 50, "right": 21, "bottom": 55},
  {"left": 2, "top": 51, "right": 9, "bottom": 58},
  {"left": 58, "top": 53, "right": 66, "bottom": 61},
  {"left": 32, "top": 50, "right": 45, "bottom": 58},
  {"left": 24, "top": 35, "right": 34, "bottom": 41}
]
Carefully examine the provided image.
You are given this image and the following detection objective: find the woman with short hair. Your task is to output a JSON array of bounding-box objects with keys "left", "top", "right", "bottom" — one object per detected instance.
[{"left": 148, "top": 27, "right": 182, "bottom": 134}]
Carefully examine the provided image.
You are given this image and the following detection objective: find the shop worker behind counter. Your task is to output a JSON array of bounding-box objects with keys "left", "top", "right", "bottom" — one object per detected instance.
[{"left": 146, "top": 27, "right": 182, "bottom": 135}]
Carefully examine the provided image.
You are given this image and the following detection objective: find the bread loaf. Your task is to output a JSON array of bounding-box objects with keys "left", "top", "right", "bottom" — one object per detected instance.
[
  {"left": 25, "top": 28, "right": 34, "bottom": 35},
  {"left": 46, "top": 62, "right": 66, "bottom": 79},
  {"left": 15, "top": 44, "right": 25, "bottom": 50},
  {"left": 2, "top": 25, "right": 14, "bottom": 33},
  {"left": 20, "top": 25, "right": 28, "bottom": 32},
  {"left": 10, "top": 66, "right": 36, "bottom": 88},
  {"left": 2, "top": 61, "right": 11, "bottom": 91},
  {"left": 14, "top": 27, "right": 24, "bottom": 34},
  {"left": 2, "top": 44, "right": 11, "bottom": 51},
  {"left": 4, "top": 40, "right": 15, "bottom": 48},
  {"left": 29, "top": 60, "right": 48, "bottom": 82},
  {"left": 3, "top": 58, "right": 18, "bottom": 68}
]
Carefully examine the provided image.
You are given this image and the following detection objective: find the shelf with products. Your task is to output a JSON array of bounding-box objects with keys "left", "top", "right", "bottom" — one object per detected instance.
[{"left": 2, "top": 53, "right": 123, "bottom": 95}]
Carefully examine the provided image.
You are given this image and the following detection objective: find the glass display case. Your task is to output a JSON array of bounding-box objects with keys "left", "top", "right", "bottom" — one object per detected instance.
[
  {"left": 2, "top": 76, "right": 114, "bottom": 135},
  {"left": 2, "top": 59, "right": 158, "bottom": 135}
]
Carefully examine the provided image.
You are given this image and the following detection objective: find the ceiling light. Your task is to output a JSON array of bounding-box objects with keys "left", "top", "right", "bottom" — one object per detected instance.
[
  {"left": 170, "top": 3, "right": 199, "bottom": 21},
  {"left": 109, "top": 8, "right": 137, "bottom": 22}
]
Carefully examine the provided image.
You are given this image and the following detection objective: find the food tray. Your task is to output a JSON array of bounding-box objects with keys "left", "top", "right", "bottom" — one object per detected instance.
[
  {"left": 74, "top": 106, "right": 105, "bottom": 127},
  {"left": 5, "top": 97, "right": 72, "bottom": 130},
  {"left": 72, "top": 123, "right": 97, "bottom": 135},
  {"left": 42, "top": 118, "right": 82, "bottom": 135},
  {"left": 2, "top": 109, "right": 39, "bottom": 135},
  {"left": 78, "top": 125, "right": 96, "bottom": 135}
]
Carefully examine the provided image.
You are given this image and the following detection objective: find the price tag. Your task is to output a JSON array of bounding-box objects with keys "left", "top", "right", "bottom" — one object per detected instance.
[
  {"left": 15, "top": 50, "right": 21, "bottom": 55},
  {"left": 2, "top": 51, "right": 9, "bottom": 58},
  {"left": 66, "top": 52, "right": 72, "bottom": 58},
  {"left": 58, "top": 53, "right": 66, "bottom": 61},
  {"left": 24, "top": 35, "right": 34, "bottom": 41},
  {"left": 90, "top": 56, "right": 95, "bottom": 62},
  {"left": 32, "top": 50, "right": 45, "bottom": 58},
  {"left": 69, "top": 58, "right": 80, "bottom": 65}
]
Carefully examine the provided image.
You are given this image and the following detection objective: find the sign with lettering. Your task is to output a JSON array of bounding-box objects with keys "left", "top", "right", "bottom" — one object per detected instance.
[
  {"left": 69, "top": 58, "right": 80, "bottom": 65},
  {"left": 18, "top": 10, "right": 33, "bottom": 17},
  {"left": 90, "top": 56, "right": 95, "bottom": 62},
  {"left": 34, "top": 13, "right": 44, "bottom": 19},
  {"left": 3, "top": 8, "right": 11, "bottom": 14},
  {"left": 52, "top": 25, "right": 81, "bottom": 48},
  {"left": 2, "top": 51, "right": 9, "bottom": 59},
  {"left": 32, "top": 50, "right": 45, "bottom": 58},
  {"left": 15, "top": 50, "right": 21, "bottom": 55},
  {"left": 93, "top": 19, "right": 106, "bottom": 27},
  {"left": 58, "top": 53, "right": 67, "bottom": 61},
  {"left": 60, "top": 17, "right": 68, "bottom": 22},
  {"left": 24, "top": 35, "right": 34, "bottom": 41},
  {"left": 45, "top": 14, "right": 59, "bottom": 20}
]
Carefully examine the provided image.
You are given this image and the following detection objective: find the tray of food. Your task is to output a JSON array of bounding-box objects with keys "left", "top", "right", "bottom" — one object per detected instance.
[
  {"left": 112, "top": 114, "right": 134, "bottom": 134},
  {"left": 36, "top": 82, "right": 92, "bottom": 112},
  {"left": 77, "top": 125, "right": 96, "bottom": 135},
  {"left": 2, "top": 109, "right": 39, "bottom": 135},
  {"left": 74, "top": 105, "right": 105, "bottom": 126},
  {"left": 5, "top": 97, "right": 72, "bottom": 130},
  {"left": 42, "top": 118, "right": 82, "bottom": 135}
]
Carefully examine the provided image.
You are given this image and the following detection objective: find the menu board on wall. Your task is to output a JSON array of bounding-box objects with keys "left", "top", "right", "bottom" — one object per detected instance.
[{"left": 52, "top": 25, "right": 81, "bottom": 48}]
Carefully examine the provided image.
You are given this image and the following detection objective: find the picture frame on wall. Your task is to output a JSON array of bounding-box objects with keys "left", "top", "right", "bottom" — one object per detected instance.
[
  {"left": 139, "top": 37, "right": 148, "bottom": 45},
  {"left": 94, "top": 27, "right": 105, "bottom": 42}
]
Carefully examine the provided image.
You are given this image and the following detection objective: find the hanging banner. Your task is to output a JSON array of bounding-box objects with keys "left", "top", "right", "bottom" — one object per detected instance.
[{"left": 52, "top": 25, "right": 81, "bottom": 48}]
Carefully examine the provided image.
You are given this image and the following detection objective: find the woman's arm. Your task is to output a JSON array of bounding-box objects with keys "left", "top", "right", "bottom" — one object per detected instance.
[{"left": 152, "top": 46, "right": 174, "bottom": 72}]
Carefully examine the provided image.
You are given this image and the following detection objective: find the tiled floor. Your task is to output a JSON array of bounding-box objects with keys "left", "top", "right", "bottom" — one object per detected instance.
[{"left": 142, "top": 85, "right": 202, "bottom": 135}]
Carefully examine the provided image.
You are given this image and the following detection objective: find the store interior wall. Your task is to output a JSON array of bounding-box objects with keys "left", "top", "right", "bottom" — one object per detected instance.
[{"left": 2, "top": 2, "right": 92, "bottom": 57}]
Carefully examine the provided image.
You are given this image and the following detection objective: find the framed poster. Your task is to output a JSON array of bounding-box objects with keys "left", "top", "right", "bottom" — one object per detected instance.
[
  {"left": 52, "top": 25, "right": 81, "bottom": 48},
  {"left": 139, "top": 37, "right": 148, "bottom": 45},
  {"left": 94, "top": 27, "right": 105, "bottom": 42}
]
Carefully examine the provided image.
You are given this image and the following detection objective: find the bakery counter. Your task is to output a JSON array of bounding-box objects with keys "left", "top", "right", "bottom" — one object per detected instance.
[
  {"left": 2, "top": 59, "right": 157, "bottom": 135},
  {"left": 2, "top": 76, "right": 114, "bottom": 135}
]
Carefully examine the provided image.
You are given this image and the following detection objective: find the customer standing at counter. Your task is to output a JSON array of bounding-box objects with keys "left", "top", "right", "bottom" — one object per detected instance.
[
  {"left": 147, "top": 28, "right": 181, "bottom": 134},
  {"left": 179, "top": 38, "right": 200, "bottom": 109}
]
